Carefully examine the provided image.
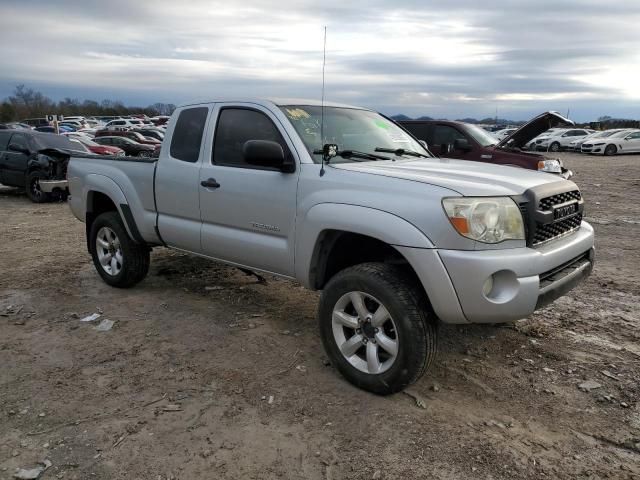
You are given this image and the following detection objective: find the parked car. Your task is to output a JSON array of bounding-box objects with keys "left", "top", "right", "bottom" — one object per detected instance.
[
  {"left": 399, "top": 112, "right": 573, "bottom": 177},
  {"left": 150, "top": 116, "right": 170, "bottom": 126},
  {"left": 131, "top": 128, "right": 165, "bottom": 142},
  {"left": 21, "top": 118, "right": 50, "bottom": 128},
  {"left": 568, "top": 129, "right": 625, "bottom": 152},
  {"left": 0, "top": 129, "right": 73, "bottom": 201},
  {"left": 7, "top": 122, "right": 34, "bottom": 130},
  {"left": 583, "top": 129, "right": 640, "bottom": 155},
  {"left": 60, "top": 119, "right": 89, "bottom": 130},
  {"left": 93, "top": 136, "right": 155, "bottom": 156},
  {"left": 65, "top": 134, "right": 125, "bottom": 156},
  {"left": 493, "top": 128, "right": 517, "bottom": 140},
  {"left": 67, "top": 98, "right": 594, "bottom": 394},
  {"left": 530, "top": 128, "right": 594, "bottom": 152},
  {"left": 104, "top": 119, "right": 144, "bottom": 131},
  {"left": 95, "top": 129, "right": 161, "bottom": 145}
]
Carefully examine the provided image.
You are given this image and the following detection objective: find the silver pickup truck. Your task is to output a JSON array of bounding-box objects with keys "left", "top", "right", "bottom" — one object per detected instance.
[{"left": 68, "top": 98, "right": 595, "bottom": 394}]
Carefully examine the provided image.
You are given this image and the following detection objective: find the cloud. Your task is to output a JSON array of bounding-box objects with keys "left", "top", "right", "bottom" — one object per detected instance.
[{"left": 0, "top": 0, "right": 638, "bottom": 120}]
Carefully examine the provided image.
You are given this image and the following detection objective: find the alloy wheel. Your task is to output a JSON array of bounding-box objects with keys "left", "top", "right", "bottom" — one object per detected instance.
[
  {"left": 96, "top": 227, "right": 123, "bottom": 276},
  {"left": 331, "top": 291, "right": 399, "bottom": 374}
]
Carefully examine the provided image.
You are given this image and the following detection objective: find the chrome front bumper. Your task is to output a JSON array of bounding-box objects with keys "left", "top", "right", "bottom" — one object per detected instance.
[{"left": 39, "top": 179, "right": 69, "bottom": 193}]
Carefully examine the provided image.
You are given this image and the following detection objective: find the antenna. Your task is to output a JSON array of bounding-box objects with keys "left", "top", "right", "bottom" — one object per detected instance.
[{"left": 319, "top": 26, "right": 327, "bottom": 177}]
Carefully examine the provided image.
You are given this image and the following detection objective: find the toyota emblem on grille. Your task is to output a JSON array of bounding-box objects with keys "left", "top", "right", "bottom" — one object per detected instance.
[{"left": 553, "top": 203, "right": 578, "bottom": 220}]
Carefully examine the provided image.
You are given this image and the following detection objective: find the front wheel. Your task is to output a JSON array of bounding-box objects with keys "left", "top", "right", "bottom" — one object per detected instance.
[
  {"left": 319, "top": 263, "right": 437, "bottom": 395},
  {"left": 604, "top": 144, "right": 617, "bottom": 156},
  {"left": 25, "top": 171, "right": 52, "bottom": 203},
  {"left": 89, "top": 211, "right": 150, "bottom": 288},
  {"left": 549, "top": 142, "right": 561, "bottom": 152}
]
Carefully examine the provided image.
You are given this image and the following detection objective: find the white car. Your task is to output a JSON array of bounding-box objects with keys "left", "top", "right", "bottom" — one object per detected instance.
[
  {"left": 494, "top": 128, "right": 518, "bottom": 140},
  {"left": 568, "top": 129, "right": 625, "bottom": 152},
  {"left": 533, "top": 128, "right": 594, "bottom": 152},
  {"left": 104, "top": 119, "right": 145, "bottom": 131},
  {"left": 582, "top": 129, "right": 640, "bottom": 155}
]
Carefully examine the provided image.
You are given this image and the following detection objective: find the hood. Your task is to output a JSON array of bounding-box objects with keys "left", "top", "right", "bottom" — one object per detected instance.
[
  {"left": 496, "top": 111, "right": 574, "bottom": 149},
  {"left": 332, "top": 158, "right": 569, "bottom": 197}
]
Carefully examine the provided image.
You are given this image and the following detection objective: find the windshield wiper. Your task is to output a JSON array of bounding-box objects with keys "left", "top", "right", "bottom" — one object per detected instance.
[
  {"left": 313, "top": 148, "right": 391, "bottom": 162},
  {"left": 374, "top": 147, "right": 430, "bottom": 158}
]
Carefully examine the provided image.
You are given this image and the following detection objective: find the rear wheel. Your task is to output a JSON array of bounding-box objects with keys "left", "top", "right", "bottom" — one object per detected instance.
[
  {"left": 138, "top": 151, "right": 151, "bottom": 158},
  {"left": 89, "top": 211, "right": 150, "bottom": 288},
  {"left": 549, "top": 142, "right": 561, "bottom": 152},
  {"left": 319, "top": 263, "right": 437, "bottom": 395},
  {"left": 604, "top": 144, "right": 617, "bottom": 156},
  {"left": 25, "top": 171, "right": 52, "bottom": 203}
]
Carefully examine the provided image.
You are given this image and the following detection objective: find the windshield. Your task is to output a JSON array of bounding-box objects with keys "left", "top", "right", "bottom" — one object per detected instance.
[
  {"left": 279, "top": 106, "right": 428, "bottom": 163},
  {"left": 464, "top": 124, "right": 498, "bottom": 147},
  {"left": 611, "top": 130, "right": 633, "bottom": 138},
  {"left": 32, "top": 134, "right": 75, "bottom": 151}
]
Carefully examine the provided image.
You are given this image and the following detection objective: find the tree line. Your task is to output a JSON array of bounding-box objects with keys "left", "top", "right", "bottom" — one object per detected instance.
[{"left": 0, "top": 85, "right": 176, "bottom": 123}]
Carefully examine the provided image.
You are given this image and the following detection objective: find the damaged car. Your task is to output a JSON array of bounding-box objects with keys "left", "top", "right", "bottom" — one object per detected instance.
[
  {"left": 399, "top": 111, "right": 574, "bottom": 178},
  {"left": 0, "top": 130, "right": 74, "bottom": 202}
]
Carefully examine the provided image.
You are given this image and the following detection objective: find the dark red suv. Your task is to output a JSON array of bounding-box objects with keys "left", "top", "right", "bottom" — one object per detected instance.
[{"left": 399, "top": 111, "right": 573, "bottom": 178}]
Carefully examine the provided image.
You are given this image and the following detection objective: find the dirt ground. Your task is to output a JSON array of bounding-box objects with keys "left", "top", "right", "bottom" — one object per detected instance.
[{"left": 1, "top": 152, "right": 639, "bottom": 480}]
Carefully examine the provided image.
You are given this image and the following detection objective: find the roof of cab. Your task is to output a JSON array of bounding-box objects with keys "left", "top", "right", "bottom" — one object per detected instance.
[{"left": 178, "top": 97, "right": 367, "bottom": 110}]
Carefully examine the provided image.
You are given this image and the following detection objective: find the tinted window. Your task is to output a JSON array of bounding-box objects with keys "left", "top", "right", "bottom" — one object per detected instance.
[
  {"left": 212, "top": 108, "right": 287, "bottom": 167},
  {"left": 0, "top": 131, "right": 11, "bottom": 151},
  {"left": 402, "top": 123, "right": 431, "bottom": 142},
  {"left": 432, "top": 125, "right": 466, "bottom": 146},
  {"left": 170, "top": 107, "right": 208, "bottom": 163},
  {"left": 10, "top": 134, "right": 29, "bottom": 151}
]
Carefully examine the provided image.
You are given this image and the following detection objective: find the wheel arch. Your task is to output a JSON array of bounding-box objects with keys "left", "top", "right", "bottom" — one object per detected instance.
[
  {"left": 83, "top": 175, "right": 144, "bottom": 251},
  {"left": 296, "top": 203, "right": 434, "bottom": 290}
]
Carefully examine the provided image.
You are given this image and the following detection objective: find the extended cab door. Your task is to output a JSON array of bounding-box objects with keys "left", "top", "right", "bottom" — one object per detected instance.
[
  {"left": 198, "top": 103, "right": 299, "bottom": 276},
  {"left": 155, "top": 105, "right": 211, "bottom": 253}
]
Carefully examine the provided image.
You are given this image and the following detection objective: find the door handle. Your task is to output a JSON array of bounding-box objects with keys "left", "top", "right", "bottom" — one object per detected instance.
[{"left": 200, "top": 178, "right": 220, "bottom": 189}]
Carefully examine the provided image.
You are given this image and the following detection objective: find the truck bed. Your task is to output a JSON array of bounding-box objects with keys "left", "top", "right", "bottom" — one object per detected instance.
[{"left": 67, "top": 153, "right": 161, "bottom": 245}]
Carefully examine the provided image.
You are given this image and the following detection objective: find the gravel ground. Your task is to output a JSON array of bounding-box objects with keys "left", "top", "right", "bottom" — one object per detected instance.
[{"left": 1, "top": 152, "right": 639, "bottom": 479}]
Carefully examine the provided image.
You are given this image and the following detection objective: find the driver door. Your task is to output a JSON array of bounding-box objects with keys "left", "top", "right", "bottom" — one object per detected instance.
[{"left": 198, "top": 104, "right": 300, "bottom": 276}]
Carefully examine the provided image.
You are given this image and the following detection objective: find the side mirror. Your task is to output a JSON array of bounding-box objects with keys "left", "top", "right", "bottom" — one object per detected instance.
[
  {"left": 418, "top": 140, "right": 428, "bottom": 149},
  {"left": 441, "top": 143, "right": 454, "bottom": 155},
  {"left": 454, "top": 138, "right": 472, "bottom": 152},
  {"left": 243, "top": 140, "right": 293, "bottom": 172},
  {"left": 8, "top": 143, "right": 29, "bottom": 155}
]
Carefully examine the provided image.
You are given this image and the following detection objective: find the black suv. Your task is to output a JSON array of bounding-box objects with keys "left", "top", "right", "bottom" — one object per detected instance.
[{"left": 0, "top": 130, "right": 75, "bottom": 202}]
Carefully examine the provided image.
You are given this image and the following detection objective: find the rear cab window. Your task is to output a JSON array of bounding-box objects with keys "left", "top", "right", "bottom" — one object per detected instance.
[{"left": 170, "top": 107, "right": 209, "bottom": 163}]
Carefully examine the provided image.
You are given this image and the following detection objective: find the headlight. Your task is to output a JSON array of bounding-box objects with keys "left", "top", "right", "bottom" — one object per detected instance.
[
  {"left": 593, "top": 142, "right": 605, "bottom": 146},
  {"left": 442, "top": 197, "right": 525, "bottom": 243},
  {"left": 538, "top": 159, "right": 562, "bottom": 173}
]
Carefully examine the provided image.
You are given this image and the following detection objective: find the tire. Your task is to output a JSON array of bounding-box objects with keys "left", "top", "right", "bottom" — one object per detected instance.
[
  {"left": 89, "top": 211, "right": 150, "bottom": 288},
  {"left": 138, "top": 150, "right": 151, "bottom": 158},
  {"left": 25, "top": 171, "right": 52, "bottom": 203},
  {"left": 604, "top": 144, "right": 617, "bottom": 156},
  {"left": 318, "top": 263, "right": 437, "bottom": 395},
  {"left": 549, "top": 142, "right": 561, "bottom": 152}
]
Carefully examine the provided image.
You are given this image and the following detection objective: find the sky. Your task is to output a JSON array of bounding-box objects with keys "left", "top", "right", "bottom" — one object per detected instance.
[{"left": 1, "top": 0, "right": 639, "bottom": 121}]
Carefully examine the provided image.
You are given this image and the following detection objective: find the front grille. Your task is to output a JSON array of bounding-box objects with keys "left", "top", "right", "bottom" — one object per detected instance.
[
  {"left": 539, "top": 190, "right": 581, "bottom": 211},
  {"left": 516, "top": 187, "right": 585, "bottom": 247},
  {"left": 532, "top": 213, "right": 582, "bottom": 245}
]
